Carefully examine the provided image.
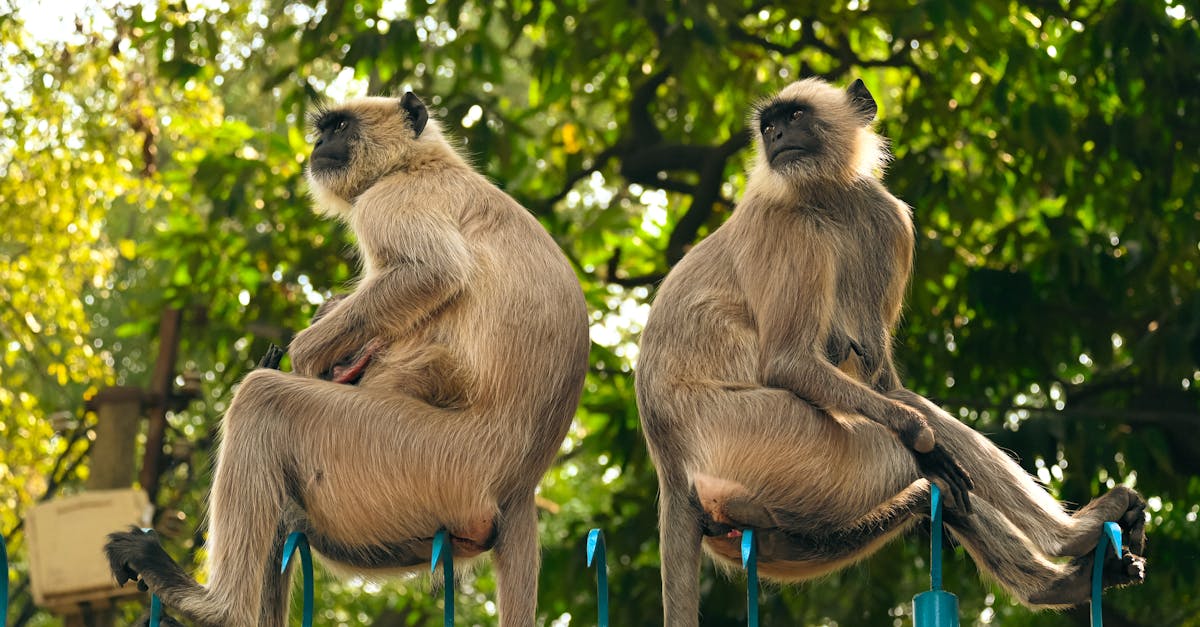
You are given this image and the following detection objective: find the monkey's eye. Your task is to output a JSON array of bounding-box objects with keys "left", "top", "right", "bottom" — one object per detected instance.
[
  {"left": 790, "top": 108, "right": 804, "bottom": 121},
  {"left": 762, "top": 123, "right": 775, "bottom": 134},
  {"left": 334, "top": 120, "right": 348, "bottom": 133}
]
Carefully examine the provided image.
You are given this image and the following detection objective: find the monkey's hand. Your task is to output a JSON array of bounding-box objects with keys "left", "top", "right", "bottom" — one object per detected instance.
[
  {"left": 886, "top": 402, "right": 936, "bottom": 453},
  {"left": 289, "top": 320, "right": 366, "bottom": 379},
  {"left": 914, "top": 444, "right": 974, "bottom": 514}
]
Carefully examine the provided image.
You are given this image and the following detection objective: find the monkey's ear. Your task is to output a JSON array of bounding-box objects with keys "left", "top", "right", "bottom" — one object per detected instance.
[
  {"left": 846, "top": 79, "right": 877, "bottom": 124},
  {"left": 400, "top": 92, "right": 429, "bottom": 137}
]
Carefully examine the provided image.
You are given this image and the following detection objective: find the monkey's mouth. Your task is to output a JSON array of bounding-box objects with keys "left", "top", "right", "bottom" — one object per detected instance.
[
  {"left": 768, "top": 146, "right": 814, "bottom": 166},
  {"left": 309, "top": 156, "right": 349, "bottom": 172}
]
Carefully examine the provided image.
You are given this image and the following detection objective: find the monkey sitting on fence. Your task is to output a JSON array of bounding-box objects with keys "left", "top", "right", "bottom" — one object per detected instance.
[
  {"left": 635, "top": 77, "right": 1147, "bottom": 626},
  {"left": 105, "top": 92, "right": 590, "bottom": 627}
]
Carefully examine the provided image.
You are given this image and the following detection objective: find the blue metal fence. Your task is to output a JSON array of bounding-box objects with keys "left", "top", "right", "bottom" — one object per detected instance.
[{"left": 0, "top": 512, "right": 1130, "bottom": 627}]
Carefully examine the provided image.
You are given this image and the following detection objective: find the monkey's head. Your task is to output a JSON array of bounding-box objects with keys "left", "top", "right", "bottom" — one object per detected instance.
[
  {"left": 306, "top": 92, "right": 460, "bottom": 217},
  {"left": 748, "top": 78, "right": 887, "bottom": 190}
]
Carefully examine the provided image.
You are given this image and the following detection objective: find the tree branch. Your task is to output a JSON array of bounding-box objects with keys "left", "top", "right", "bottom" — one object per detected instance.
[{"left": 530, "top": 144, "right": 625, "bottom": 215}]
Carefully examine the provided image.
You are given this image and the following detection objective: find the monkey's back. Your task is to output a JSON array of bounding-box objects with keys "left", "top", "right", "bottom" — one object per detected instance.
[
  {"left": 639, "top": 180, "right": 913, "bottom": 407},
  {"left": 636, "top": 186, "right": 919, "bottom": 503},
  {"left": 639, "top": 225, "right": 759, "bottom": 391},
  {"left": 354, "top": 167, "right": 589, "bottom": 477},
  {"left": 636, "top": 220, "right": 763, "bottom": 461}
]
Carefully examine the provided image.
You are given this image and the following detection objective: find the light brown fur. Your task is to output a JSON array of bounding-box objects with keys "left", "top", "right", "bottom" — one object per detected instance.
[
  {"left": 106, "top": 95, "right": 589, "bottom": 626},
  {"left": 636, "top": 78, "right": 1146, "bottom": 626}
]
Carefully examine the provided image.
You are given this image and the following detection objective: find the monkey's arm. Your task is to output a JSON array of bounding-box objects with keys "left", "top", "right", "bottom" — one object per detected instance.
[
  {"left": 291, "top": 293, "right": 377, "bottom": 384},
  {"left": 823, "top": 330, "right": 973, "bottom": 507},
  {"left": 289, "top": 217, "right": 471, "bottom": 379},
  {"left": 760, "top": 317, "right": 974, "bottom": 507},
  {"left": 741, "top": 239, "right": 936, "bottom": 454},
  {"left": 867, "top": 344, "right": 902, "bottom": 392}
]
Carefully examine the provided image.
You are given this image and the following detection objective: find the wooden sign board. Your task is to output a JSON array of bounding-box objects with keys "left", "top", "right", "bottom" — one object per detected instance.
[{"left": 25, "top": 489, "right": 151, "bottom": 607}]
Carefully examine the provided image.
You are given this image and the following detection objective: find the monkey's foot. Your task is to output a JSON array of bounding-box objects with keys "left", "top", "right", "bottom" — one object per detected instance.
[
  {"left": 1103, "top": 551, "right": 1147, "bottom": 590},
  {"left": 1118, "top": 499, "right": 1147, "bottom": 555},
  {"left": 258, "top": 344, "right": 286, "bottom": 370},
  {"left": 104, "top": 527, "right": 190, "bottom": 595},
  {"left": 1027, "top": 550, "right": 1147, "bottom": 607}
]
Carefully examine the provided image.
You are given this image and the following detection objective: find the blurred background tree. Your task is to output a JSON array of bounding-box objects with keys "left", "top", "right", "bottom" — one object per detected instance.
[{"left": 1, "top": 0, "right": 1197, "bottom": 625}]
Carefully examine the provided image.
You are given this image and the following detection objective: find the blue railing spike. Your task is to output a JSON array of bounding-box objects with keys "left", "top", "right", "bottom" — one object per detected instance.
[
  {"left": 741, "top": 529, "right": 759, "bottom": 627},
  {"left": 1091, "top": 521, "right": 1122, "bottom": 627},
  {"left": 431, "top": 530, "right": 445, "bottom": 574},
  {"left": 930, "top": 484, "right": 943, "bottom": 591},
  {"left": 432, "top": 529, "right": 454, "bottom": 627},
  {"left": 2, "top": 533, "right": 9, "bottom": 627},
  {"left": 148, "top": 594, "right": 162, "bottom": 627},
  {"left": 586, "top": 529, "right": 609, "bottom": 627},
  {"left": 281, "top": 532, "right": 314, "bottom": 627},
  {"left": 1104, "top": 522, "right": 1122, "bottom": 560},
  {"left": 586, "top": 528, "right": 601, "bottom": 567},
  {"left": 913, "top": 484, "right": 960, "bottom": 626},
  {"left": 138, "top": 528, "right": 162, "bottom": 627}
]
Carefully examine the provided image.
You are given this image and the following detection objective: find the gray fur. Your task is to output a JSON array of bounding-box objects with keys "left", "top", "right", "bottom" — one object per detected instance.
[
  {"left": 636, "top": 78, "right": 1146, "bottom": 626},
  {"left": 108, "top": 95, "right": 589, "bottom": 626}
]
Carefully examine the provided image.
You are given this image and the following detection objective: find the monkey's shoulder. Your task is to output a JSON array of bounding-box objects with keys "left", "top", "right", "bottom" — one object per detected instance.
[
  {"left": 646, "top": 234, "right": 751, "bottom": 331},
  {"left": 809, "top": 179, "right": 911, "bottom": 222}
]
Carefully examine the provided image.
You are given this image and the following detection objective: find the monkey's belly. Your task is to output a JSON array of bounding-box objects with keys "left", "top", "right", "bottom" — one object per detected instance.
[
  {"left": 298, "top": 461, "right": 501, "bottom": 570},
  {"left": 308, "top": 515, "right": 498, "bottom": 570},
  {"left": 702, "top": 531, "right": 894, "bottom": 581},
  {"left": 695, "top": 471, "right": 912, "bottom": 581}
]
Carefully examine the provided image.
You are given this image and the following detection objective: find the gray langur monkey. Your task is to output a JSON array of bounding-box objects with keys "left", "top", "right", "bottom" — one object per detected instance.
[
  {"left": 105, "top": 92, "right": 590, "bottom": 627},
  {"left": 635, "top": 77, "right": 1147, "bottom": 625}
]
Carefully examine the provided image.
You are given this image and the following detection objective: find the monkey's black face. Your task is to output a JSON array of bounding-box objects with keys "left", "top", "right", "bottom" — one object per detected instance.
[
  {"left": 757, "top": 100, "right": 821, "bottom": 168},
  {"left": 309, "top": 111, "right": 358, "bottom": 173}
]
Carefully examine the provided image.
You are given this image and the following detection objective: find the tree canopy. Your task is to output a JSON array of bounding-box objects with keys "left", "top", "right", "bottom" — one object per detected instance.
[{"left": 1, "top": 0, "right": 1198, "bottom": 625}]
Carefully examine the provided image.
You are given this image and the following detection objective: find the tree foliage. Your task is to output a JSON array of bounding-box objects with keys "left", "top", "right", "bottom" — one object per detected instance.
[{"left": 2, "top": 0, "right": 1198, "bottom": 625}]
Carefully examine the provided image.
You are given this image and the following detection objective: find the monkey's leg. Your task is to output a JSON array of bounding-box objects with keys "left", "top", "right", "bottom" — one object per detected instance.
[
  {"left": 1055, "top": 486, "right": 1146, "bottom": 556},
  {"left": 891, "top": 390, "right": 1146, "bottom": 557},
  {"left": 109, "top": 370, "right": 498, "bottom": 627},
  {"left": 647, "top": 386, "right": 925, "bottom": 623},
  {"left": 945, "top": 499, "right": 1146, "bottom": 608},
  {"left": 491, "top": 491, "right": 540, "bottom": 627},
  {"left": 106, "top": 381, "right": 301, "bottom": 626},
  {"left": 262, "top": 516, "right": 300, "bottom": 626},
  {"left": 657, "top": 473, "right": 706, "bottom": 627}
]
